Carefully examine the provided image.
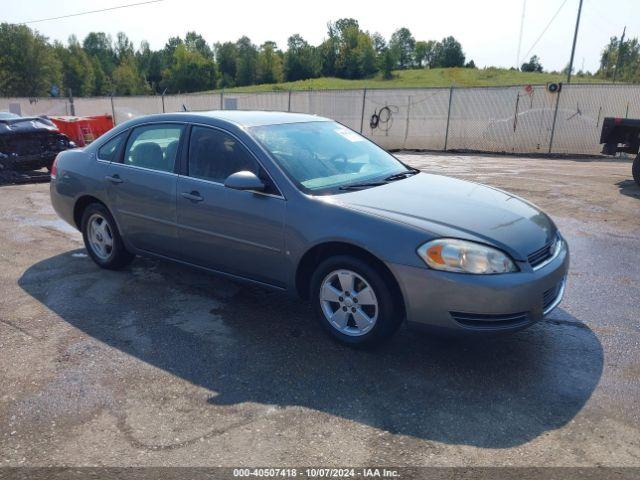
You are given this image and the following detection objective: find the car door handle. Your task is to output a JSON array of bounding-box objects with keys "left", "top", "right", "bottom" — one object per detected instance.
[
  {"left": 105, "top": 174, "right": 123, "bottom": 184},
  {"left": 181, "top": 191, "right": 203, "bottom": 202}
]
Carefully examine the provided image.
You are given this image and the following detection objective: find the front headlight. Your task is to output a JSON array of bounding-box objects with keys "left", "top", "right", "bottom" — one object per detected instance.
[{"left": 417, "top": 238, "right": 518, "bottom": 274}]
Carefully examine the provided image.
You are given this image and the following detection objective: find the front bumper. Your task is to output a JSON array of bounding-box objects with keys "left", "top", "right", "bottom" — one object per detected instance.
[{"left": 390, "top": 244, "right": 569, "bottom": 333}]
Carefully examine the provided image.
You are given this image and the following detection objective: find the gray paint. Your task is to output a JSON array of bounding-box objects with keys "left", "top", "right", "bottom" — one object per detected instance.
[{"left": 50, "top": 111, "right": 569, "bottom": 332}]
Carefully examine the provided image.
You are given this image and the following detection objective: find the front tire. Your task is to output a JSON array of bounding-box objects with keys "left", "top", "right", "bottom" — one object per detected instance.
[
  {"left": 633, "top": 154, "right": 640, "bottom": 187},
  {"left": 81, "top": 203, "right": 134, "bottom": 269},
  {"left": 310, "top": 255, "right": 403, "bottom": 347}
]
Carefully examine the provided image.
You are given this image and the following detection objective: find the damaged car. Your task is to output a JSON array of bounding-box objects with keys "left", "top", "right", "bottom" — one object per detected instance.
[{"left": 0, "top": 112, "right": 75, "bottom": 172}]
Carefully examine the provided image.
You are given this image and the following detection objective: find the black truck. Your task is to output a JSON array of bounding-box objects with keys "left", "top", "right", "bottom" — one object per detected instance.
[{"left": 600, "top": 117, "right": 640, "bottom": 186}]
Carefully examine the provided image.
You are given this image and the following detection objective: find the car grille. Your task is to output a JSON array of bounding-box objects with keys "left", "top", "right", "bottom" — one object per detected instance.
[
  {"left": 527, "top": 236, "right": 557, "bottom": 268},
  {"left": 449, "top": 311, "right": 530, "bottom": 330}
]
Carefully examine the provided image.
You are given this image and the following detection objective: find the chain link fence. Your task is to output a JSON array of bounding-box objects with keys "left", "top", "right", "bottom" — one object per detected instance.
[{"left": 2, "top": 83, "right": 639, "bottom": 155}]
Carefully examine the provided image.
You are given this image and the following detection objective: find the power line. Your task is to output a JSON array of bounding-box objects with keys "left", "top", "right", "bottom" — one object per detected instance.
[
  {"left": 521, "top": 0, "right": 569, "bottom": 62},
  {"left": 19, "top": 0, "right": 164, "bottom": 25}
]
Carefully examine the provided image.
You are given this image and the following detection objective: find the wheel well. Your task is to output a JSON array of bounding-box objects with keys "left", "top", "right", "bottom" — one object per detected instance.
[
  {"left": 73, "top": 195, "right": 105, "bottom": 229},
  {"left": 295, "top": 242, "right": 406, "bottom": 316}
]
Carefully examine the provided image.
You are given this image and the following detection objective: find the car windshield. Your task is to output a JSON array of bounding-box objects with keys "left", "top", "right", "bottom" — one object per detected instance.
[{"left": 249, "top": 121, "right": 410, "bottom": 194}]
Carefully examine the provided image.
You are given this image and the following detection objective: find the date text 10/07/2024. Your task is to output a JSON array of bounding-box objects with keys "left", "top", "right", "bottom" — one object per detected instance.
[{"left": 232, "top": 468, "right": 401, "bottom": 478}]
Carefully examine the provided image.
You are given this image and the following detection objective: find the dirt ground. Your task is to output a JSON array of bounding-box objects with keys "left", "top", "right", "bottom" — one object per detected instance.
[{"left": 0, "top": 153, "right": 638, "bottom": 467}]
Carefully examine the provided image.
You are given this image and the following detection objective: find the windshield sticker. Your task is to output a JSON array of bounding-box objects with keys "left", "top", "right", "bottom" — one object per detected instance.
[{"left": 335, "top": 128, "right": 364, "bottom": 142}]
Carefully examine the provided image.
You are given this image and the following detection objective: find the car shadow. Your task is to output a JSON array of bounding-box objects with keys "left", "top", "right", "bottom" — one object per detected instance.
[
  {"left": 18, "top": 250, "right": 604, "bottom": 449},
  {"left": 616, "top": 179, "right": 640, "bottom": 199}
]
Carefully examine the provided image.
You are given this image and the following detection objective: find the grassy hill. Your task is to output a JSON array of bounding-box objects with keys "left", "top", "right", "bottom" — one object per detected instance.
[{"left": 220, "top": 67, "right": 607, "bottom": 93}]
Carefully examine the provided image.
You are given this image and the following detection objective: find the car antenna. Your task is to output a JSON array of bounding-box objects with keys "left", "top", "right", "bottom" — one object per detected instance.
[{"left": 182, "top": 104, "right": 189, "bottom": 112}]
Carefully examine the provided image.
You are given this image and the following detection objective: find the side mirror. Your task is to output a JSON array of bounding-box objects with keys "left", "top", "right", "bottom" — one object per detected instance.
[{"left": 224, "top": 170, "right": 265, "bottom": 192}]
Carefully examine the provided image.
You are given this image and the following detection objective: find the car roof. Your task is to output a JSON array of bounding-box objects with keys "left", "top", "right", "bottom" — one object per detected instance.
[{"left": 177, "top": 110, "right": 331, "bottom": 127}]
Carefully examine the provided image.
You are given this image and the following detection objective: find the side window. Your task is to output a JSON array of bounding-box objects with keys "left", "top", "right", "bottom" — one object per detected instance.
[
  {"left": 97, "top": 133, "right": 125, "bottom": 161},
  {"left": 188, "top": 126, "right": 260, "bottom": 184},
  {"left": 123, "top": 124, "right": 184, "bottom": 173}
]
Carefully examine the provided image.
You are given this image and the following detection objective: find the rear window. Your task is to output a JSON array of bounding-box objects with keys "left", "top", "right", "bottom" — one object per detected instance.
[{"left": 97, "top": 134, "right": 125, "bottom": 161}]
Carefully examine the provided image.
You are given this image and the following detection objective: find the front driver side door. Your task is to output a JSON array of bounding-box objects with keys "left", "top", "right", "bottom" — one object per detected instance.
[{"left": 176, "top": 125, "right": 286, "bottom": 287}]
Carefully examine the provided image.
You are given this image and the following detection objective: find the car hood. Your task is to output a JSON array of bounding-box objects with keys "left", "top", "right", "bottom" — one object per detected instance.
[
  {"left": 330, "top": 173, "right": 556, "bottom": 260},
  {"left": 0, "top": 116, "right": 60, "bottom": 136}
]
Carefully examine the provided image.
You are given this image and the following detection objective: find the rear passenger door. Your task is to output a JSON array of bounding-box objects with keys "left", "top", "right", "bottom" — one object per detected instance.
[
  {"left": 106, "top": 123, "right": 184, "bottom": 256},
  {"left": 176, "top": 125, "right": 286, "bottom": 287}
]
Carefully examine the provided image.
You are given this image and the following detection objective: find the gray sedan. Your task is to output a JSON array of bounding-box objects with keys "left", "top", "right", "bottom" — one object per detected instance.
[{"left": 50, "top": 111, "right": 569, "bottom": 346}]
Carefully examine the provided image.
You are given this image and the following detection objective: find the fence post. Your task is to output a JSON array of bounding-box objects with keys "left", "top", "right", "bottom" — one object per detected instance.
[
  {"left": 68, "top": 89, "right": 75, "bottom": 116},
  {"left": 220, "top": 89, "right": 224, "bottom": 110},
  {"left": 548, "top": 83, "right": 562, "bottom": 154},
  {"left": 110, "top": 93, "right": 116, "bottom": 125},
  {"left": 444, "top": 84, "right": 454, "bottom": 151},
  {"left": 288, "top": 89, "right": 292, "bottom": 112},
  {"left": 359, "top": 88, "right": 367, "bottom": 133},
  {"left": 404, "top": 95, "right": 411, "bottom": 146}
]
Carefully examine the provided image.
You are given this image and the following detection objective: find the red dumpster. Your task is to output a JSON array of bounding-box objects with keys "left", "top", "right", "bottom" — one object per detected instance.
[{"left": 49, "top": 115, "right": 115, "bottom": 147}]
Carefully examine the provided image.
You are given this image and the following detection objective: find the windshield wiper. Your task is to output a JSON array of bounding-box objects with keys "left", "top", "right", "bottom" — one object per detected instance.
[
  {"left": 384, "top": 168, "right": 420, "bottom": 182},
  {"left": 338, "top": 181, "right": 388, "bottom": 191},
  {"left": 338, "top": 168, "right": 420, "bottom": 191}
]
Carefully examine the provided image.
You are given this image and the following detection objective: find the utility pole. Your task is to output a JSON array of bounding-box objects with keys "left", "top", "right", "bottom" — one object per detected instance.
[
  {"left": 516, "top": 0, "right": 527, "bottom": 68},
  {"left": 612, "top": 26, "right": 626, "bottom": 83},
  {"left": 566, "top": 0, "right": 584, "bottom": 83}
]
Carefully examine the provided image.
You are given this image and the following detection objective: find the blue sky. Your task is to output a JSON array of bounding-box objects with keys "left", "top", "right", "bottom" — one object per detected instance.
[{"left": 4, "top": 0, "right": 637, "bottom": 72}]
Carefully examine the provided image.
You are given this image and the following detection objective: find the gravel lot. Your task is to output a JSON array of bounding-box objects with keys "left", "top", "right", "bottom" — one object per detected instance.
[{"left": 0, "top": 153, "right": 639, "bottom": 467}]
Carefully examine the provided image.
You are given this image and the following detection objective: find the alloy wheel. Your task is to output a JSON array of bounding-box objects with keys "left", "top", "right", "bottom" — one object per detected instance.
[
  {"left": 319, "top": 269, "right": 378, "bottom": 336},
  {"left": 87, "top": 213, "right": 114, "bottom": 261}
]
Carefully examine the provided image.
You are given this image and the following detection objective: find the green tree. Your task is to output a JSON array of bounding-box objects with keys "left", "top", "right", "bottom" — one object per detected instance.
[
  {"left": 162, "top": 43, "right": 217, "bottom": 93},
  {"left": 112, "top": 56, "right": 149, "bottom": 95},
  {"left": 318, "top": 38, "right": 338, "bottom": 77},
  {"left": 521, "top": 55, "right": 543, "bottom": 72},
  {"left": 414, "top": 40, "right": 436, "bottom": 68},
  {"left": 0, "top": 23, "right": 61, "bottom": 97},
  {"left": 328, "top": 18, "right": 378, "bottom": 79},
  {"left": 380, "top": 47, "right": 396, "bottom": 79},
  {"left": 235, "top": 36, "right": 258, "bottom": 86},
  {"left": 215, "top": 41, "right": 238, "bottom": 87},
  {"left": 356, "top": 32, "right": 377, "bottom": 77},
  {"left": 284, "top": 34, "right": 319, "bottom": 81},
  {"left": 389, "top": 28, "right": 415, "bottom": 69},
  {"left": 110, "top": 32, "right": 149, "bottom": 94},
  {"left": 137, "top": 40, "right": 164, "bottom": 93},
  {"left": 598, "top": 36, "right": 640, "bottom": 82},
  {"left": 432, "top": 36, "right": 465, "bottom": 68},
  {"left": 82, "top": 32, "right": 116, "bottom": 76},
  {"left": 55, "top": 37, "right": 95, "bottom": 97},
  {"left": 372, "top": 32, "right": 386, "bottom": 56},
  {"left": 115, "top": 32, "right": 135, "bottom": 61},
  {"left": 334, "top": 20, "right": 360, "bottom": 78},
  {"left": 163, "top": 36, "right": 183, "bottom": 63},
  {"left": 90, "top": 56, "right": 112, "bottom": 95},
  {"left": 257, "top": 41, "right": 283, "bottom": 84},
  {"left": 185, "top": 31, "right": 213, "bottom": 59}
]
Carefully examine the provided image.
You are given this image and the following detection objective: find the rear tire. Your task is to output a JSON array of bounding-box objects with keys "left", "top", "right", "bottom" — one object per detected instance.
[
  {"left": 633, "top": 154, "right": 640, "bottom": 187},
  {"left": 81, "top": 203, "right": 134, "bottom": 269},
  {"left": 310, "top": 255, "right": 403, "bottom": 347}
]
